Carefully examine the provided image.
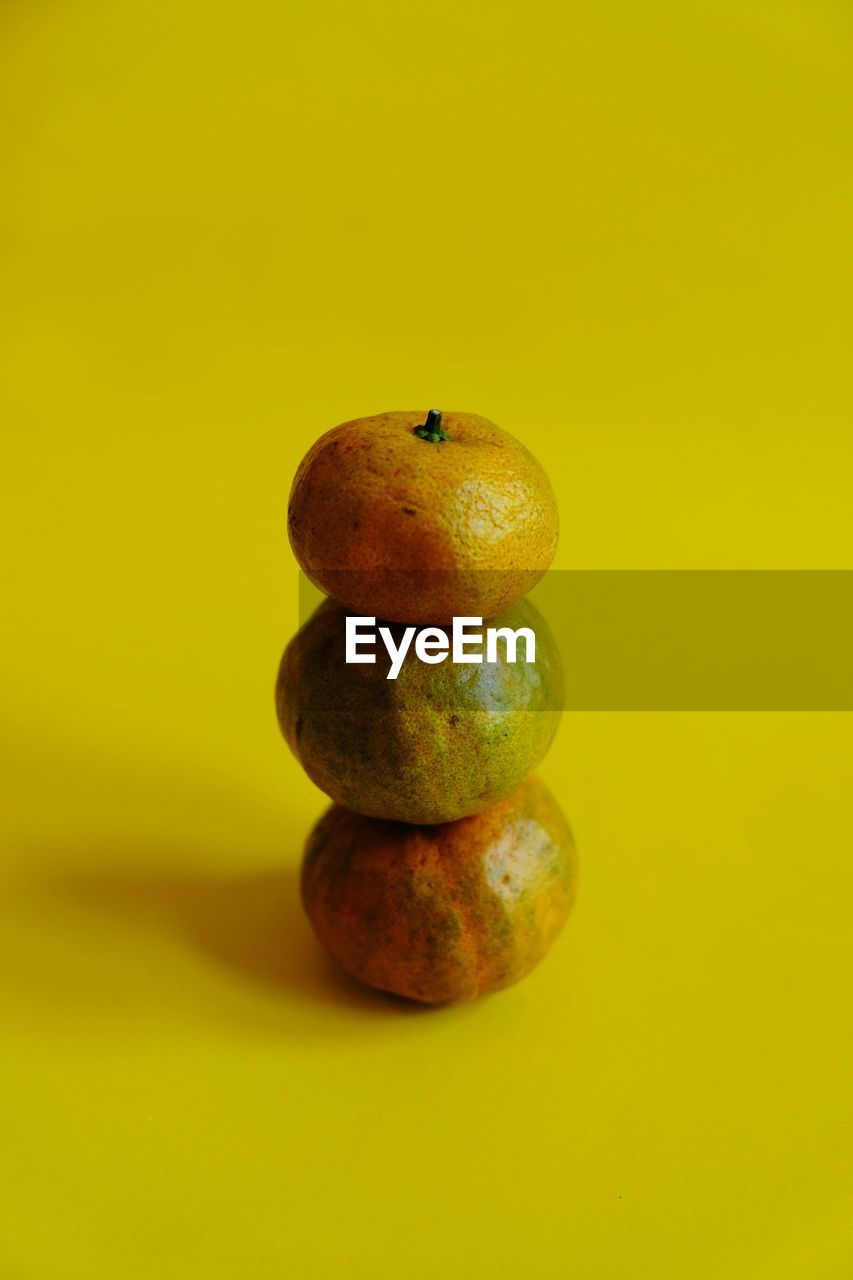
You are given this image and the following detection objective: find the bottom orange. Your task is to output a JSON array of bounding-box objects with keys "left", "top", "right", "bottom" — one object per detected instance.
[{"left": 301, "top": 776, "right": 577, "bottom": 1004}]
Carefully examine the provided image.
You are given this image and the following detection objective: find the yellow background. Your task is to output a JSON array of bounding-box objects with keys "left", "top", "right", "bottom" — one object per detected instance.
[{"left": 2, "top": 2, "right": 852, "bottom": 1276}]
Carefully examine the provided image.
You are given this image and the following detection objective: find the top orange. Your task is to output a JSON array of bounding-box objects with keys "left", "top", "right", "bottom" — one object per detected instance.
[{"left": 287, "top": 410, "right": 558, "bottom": 623}]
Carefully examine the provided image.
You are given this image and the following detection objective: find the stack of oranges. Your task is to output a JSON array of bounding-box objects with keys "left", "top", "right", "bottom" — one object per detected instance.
[{"left": 276, "top": 410, "right": 577, "bottom": 1003}]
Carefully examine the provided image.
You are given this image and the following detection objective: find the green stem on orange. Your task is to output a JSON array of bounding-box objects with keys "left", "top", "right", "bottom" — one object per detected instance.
[{"left": 414, "top": 409, "right": 449, "bottom": 443}]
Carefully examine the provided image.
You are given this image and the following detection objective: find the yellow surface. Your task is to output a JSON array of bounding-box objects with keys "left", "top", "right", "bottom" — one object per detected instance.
[{"left": 2, "top": 2, "right": 852, "bottom": 1276}]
